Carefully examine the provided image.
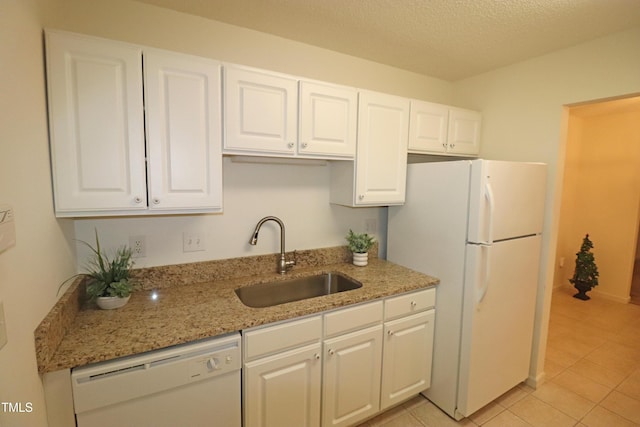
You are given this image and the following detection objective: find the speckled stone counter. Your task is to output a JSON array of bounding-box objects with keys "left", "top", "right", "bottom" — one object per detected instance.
[{"left": 35, "top": 246, "right": 438, "bottom": 374}]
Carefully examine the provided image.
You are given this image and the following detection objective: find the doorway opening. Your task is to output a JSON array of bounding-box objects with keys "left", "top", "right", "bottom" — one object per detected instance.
[
  {"left": 632, "top": 227, "right": 640, "bottom": 305},
  {"left": 554, "top": 95, "right": 640, "bottom": 303}
]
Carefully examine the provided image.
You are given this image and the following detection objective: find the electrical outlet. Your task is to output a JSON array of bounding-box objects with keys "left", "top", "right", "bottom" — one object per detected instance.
[
  {"left": 183, "top": 232, "right": 205, "bottom": 252},
  {"left": 0, "top": 300, "right": 7, "bottom": 350},
  {"left": 364, "top": 218, "right": 377, "bottom": 233},
  {"left": 129, "top": 235, "right": 146, "bottom": 258}
]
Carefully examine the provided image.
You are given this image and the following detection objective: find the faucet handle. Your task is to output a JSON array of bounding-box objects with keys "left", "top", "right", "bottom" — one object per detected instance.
[{"left": 285, "top": 250, "right": 297, "bottom": 271}]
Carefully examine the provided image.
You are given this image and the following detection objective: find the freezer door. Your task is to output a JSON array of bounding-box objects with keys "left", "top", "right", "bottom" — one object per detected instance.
[
  {"left": 468, "top": 160, "right": 546, "bottom": 243},
  {"left": 457, "top": 235, "right": 541, "bottom": 418}
]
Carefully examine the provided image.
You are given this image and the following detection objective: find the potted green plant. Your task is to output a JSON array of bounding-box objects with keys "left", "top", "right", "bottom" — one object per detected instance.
[
  {"left": 346, "top": 229, "right": 375, "bottom": 266},
  {"left": 569, "top": 234, "right": 599, "bottom": 301},
  {"left": 70, "top": 230, "right": 135, "bottom": 309}
]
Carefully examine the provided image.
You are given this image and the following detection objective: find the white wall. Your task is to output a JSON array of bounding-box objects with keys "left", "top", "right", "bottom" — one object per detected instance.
[
  {"left": 39, "top": 0, "right": 456, "bottom": 269},
  {"left": 5, "top": 0, "right": 639, "bottom": 424},
  {"left": 41, "top": 0, "right": 453, "bottom": 103},
  {"left": 0, "top": 1, "right": 77, "bottom": 426},
  {"left": 453, "top": 26, "right": 640, "bottom": 386},
  {"left": 74, "top": 158, "right": 387, "bottom": 268},
  {"left": 0, "top": 1, "right": 453, "bottom": 425}
]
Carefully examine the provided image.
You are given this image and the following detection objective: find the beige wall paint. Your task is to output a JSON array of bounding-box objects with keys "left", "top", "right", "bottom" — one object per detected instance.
[
  {"left": 3, "top": 0, "right": 640, "bottom": 423},
  {"left": 41, "top": 0, "right": 453, "bottom": 103},
  {"left": 0, "top": 1, "right": 76, "bottom": 426},
  {"left": 556, "top": 108, "right": 640, "bottom": 302},
  {"left": 39, "top": 0, "right": 457, "bottom": 270},
  {"left": 1, "top": 1, "right": 454, "bottom": 425},
  {"left": 453, "top": 26, "right": 640, "bottom": 386}
]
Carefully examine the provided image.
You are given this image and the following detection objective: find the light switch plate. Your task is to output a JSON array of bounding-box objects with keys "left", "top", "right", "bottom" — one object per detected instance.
[
  {"left": 364, "top": 218, "right": 377, "bottom": 233},
  {"left": 183, "top": 232, "right": 205, "bottom": 252},
  {"left": 0, "top": 300, "right": 7, "bottom": 350},
  {"left": 0, "top": 204, "right": 16, "bottom": 253}
]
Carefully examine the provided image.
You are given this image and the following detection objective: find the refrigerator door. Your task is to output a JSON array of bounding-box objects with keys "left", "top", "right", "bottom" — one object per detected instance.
[
  {"left": 468, "top": 160, "right": 546, "bottom": 244},
  {"left": 388, "top": 160, "right": 471, "bottom": 418},
  {"left": 457, "top": 235, "right": 541, "bottom": 417}
]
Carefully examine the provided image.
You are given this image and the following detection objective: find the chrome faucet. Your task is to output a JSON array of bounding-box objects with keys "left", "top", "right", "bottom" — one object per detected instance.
[{"left": 249, "top": 216, "right": 296, "bottom": 274}]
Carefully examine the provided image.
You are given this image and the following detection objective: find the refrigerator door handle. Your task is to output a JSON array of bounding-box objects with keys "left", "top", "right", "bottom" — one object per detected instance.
[
  {"left": 484, "top": 181, "right": 495, "bottom": 245},
  {"left": 477, "top": 244, "right": 491, "bottom": 304}
]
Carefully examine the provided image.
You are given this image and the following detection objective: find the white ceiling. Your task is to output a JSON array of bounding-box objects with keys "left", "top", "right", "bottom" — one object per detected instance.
[{"left": 134, "top": 0, "right": 640, "bottom": 81}]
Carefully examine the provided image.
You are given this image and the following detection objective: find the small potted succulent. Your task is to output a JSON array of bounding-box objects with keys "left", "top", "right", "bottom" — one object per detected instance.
[{"left": 346, "top": 229, "right": 375, "bottom": 266}]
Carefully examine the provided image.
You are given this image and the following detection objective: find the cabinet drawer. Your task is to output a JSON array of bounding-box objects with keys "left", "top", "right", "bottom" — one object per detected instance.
[
  {"left": 324, "top": 300, "right": 383, "bottom": 338},
  {"left": 384, "top": 288, "right": 436, "bottom": 320},
  {"left": 244, "top": 315, "right": 322, "bottom": 361}
]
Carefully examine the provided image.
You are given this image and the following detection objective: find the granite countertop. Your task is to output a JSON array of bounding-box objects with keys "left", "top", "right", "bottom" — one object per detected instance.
[{"left": 35, "top": 246, "right": 438, "bottom": 374}]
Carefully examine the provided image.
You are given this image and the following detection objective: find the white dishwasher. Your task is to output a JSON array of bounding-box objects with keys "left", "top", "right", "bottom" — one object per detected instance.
[{"left": 71, "top": 332, "right": 241, "bottom": 427}]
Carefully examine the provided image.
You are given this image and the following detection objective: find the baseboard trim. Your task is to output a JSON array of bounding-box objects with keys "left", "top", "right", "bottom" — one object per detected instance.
[
  {"left": 526, "top": 371, "right": 545, "bottom": 389},
  {"left": 562, "top": 284, "right": 630, "bottom": 304}
]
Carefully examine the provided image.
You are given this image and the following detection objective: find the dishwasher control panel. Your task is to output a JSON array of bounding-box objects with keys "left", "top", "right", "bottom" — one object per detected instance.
[{"left": 189, "top": 346, "right": 240, "bottom": 380}]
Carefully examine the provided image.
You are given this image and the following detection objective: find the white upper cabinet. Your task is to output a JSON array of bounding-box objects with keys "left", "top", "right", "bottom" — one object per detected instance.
[
  {"left": 45, "top": 30, "right": 223, "bottom": 216},
  {"left": 144, "top": 49, "right": 222, "bottom": 211},
  {"left": 45, "top": 30, "right": 147, "bottom": 214},
  {"left": 223, "top": 65, "right": 357, "bottom": 159},
  {"left": 223, "top": 65, "right": 298, "bottom": 155},
  {"left": 330, "top": 90, "right": 409, "bottom": 206},
  {"left": 408, "top": 101, "right": 449, "bottom": 152},
  {"left": 356, "top": 91, "right": 409, "bottom": 205},
  {"left": 298, "top": 81, "right": 357, "bottom": 158},
  {"left": 408, "top": 100, "right": 481, "bottom": 156},
  {"left": 447, "top": 107, "right": 482, "bottom": 155}
]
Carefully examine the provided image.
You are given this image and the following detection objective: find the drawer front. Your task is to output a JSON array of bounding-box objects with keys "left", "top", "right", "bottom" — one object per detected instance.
[
  {"left": 324, "top": 300, "right": 383, "bottom": 338},
  {"left": 384, "top": 288, "right": 436, "bottom": 320},
  {"left": 244, "top": 315, "right": 322, "bottom": 361}
]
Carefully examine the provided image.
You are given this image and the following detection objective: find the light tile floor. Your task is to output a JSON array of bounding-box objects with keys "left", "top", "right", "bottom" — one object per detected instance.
[{"left": 358, "top": 286, "right": 640, "bottom": 426}]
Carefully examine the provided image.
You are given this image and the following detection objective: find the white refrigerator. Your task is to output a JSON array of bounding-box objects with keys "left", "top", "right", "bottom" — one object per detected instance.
[{"left": 387, "top": 159, "right": 546, "bottom": 420}]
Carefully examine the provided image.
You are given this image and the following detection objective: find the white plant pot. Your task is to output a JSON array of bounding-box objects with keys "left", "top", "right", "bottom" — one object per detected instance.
[
  {"left": 352, "top": 252, "right": 369, "bottom": 267},
  {"left": 96, "top": 295, "right": 130, "bottom": 310}
]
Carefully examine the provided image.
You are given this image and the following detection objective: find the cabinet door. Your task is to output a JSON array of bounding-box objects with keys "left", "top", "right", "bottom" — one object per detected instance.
[
  {"left": 355, "top": 91, "right": 409, "bottom": 206},
  {"left": 224, "top": 66, "right": 297, "bottom": 155},
  {"left": 45, "top": 31, "right": 146, "bottom": 215},
  {"left": 381, "top": 310, "right": 435, "bottom": 410},
  {"left": 322, "top": 325, "right": 382, "bottom": 427},
  {"left": 244, "top": 344, "right": 321, "bottom": 427},
  {"left": 144, "top": 49, "right": 223, "bottom": 211},
  {"left": 408, "top": 100, "right": 448, "bottom": 153},
  {"left": 447, "top": 108, "right": 481, "bottom": 155},
  {"left": 299, "top": 82, "right": 357, "bottom": 158}
]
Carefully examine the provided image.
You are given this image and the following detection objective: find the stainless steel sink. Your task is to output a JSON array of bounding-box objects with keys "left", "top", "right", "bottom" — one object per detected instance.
[{"left": 235, "top": 272, "right": 362, "bottom": 308}]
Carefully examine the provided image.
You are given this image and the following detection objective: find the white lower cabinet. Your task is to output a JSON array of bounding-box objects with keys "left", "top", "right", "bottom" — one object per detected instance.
[
  {"left": 243, "top": 316, "right": 323, "bottom": 427},
  {"left": 243, "top": 289, "right": 435, "bottom": 427},
  {"left": 322, "top": 325, "right": 383, "bottom": 427},
  {"left": 381, "top": 310, "right": 435, "bottom": 410},
  {"left": 244, "top": 343, "right": 322, "bottom": 427}
]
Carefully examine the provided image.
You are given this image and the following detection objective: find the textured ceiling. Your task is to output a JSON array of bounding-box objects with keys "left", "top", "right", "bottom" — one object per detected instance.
[{"left": 134, "top": 0, "right": 640, "bottom": 81}]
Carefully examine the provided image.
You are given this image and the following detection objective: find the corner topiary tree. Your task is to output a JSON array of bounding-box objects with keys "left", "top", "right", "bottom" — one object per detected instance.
[{"left": 569, "top": 234, "right": 599, "bottom": 300}]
